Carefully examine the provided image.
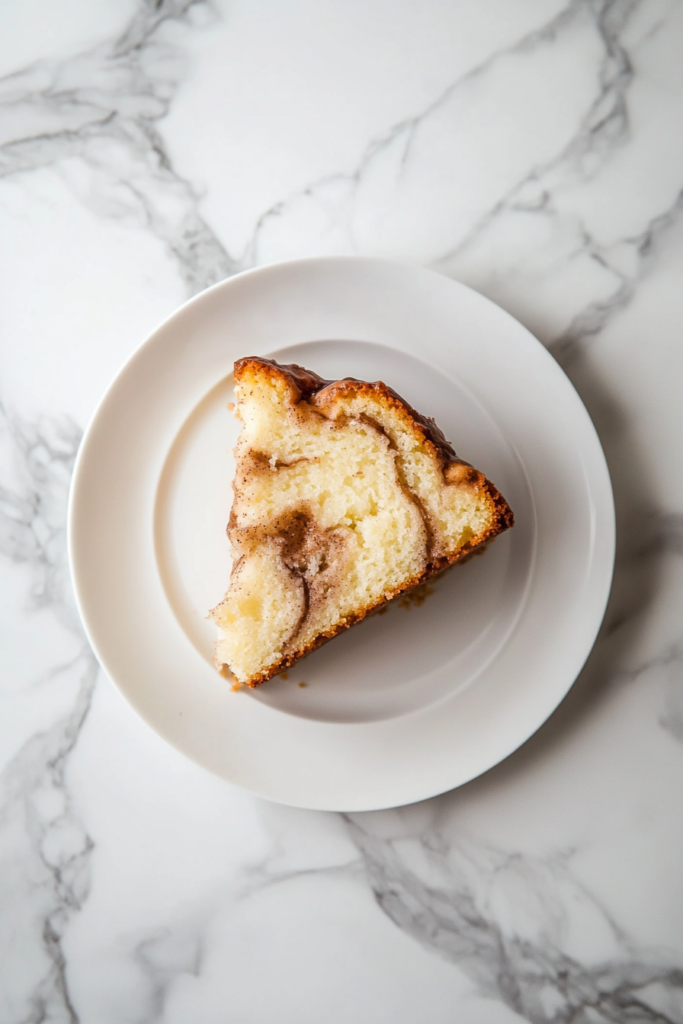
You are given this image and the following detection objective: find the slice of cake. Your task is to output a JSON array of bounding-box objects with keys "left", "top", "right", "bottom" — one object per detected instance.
[{"left": 209, "top": 357, "right": 514, "bottom": 687}]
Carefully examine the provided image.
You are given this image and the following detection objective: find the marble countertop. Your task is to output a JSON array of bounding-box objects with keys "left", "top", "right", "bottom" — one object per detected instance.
[{"left": 2, "top": 1, "right": 683, "bottom": 1021}]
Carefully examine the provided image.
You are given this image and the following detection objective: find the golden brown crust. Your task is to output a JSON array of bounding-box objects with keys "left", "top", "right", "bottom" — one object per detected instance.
[
  {"left": 228, "top": 355, "right": 515, "bottom": 688},
  {"left": 234, "top": 356, "right": 464, "bottom": 468}
]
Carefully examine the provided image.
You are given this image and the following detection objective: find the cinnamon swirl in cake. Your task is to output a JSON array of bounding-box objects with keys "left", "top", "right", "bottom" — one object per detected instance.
[{"left": 209, "top": 357, "right": 513, "bottom": 687}]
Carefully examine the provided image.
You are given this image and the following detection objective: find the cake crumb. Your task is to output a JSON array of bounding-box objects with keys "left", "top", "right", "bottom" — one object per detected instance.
[
  {"left": 399, "top": 581, "right": 435, "bottom": 609},
  {"left": 279, "top": 670, "right": 289, "bottom": 680},
  {"left": 227, "top": 401, "right": 235, "bottom": 412},
  {"left": 219, "top": 663, "right": 242, "bottom": 691},
  {"left": 208, "top": 357, "right": 513, "bottom": 687},
  {"left": 457, "top": 542, "right": 490, "bottom": 566}
]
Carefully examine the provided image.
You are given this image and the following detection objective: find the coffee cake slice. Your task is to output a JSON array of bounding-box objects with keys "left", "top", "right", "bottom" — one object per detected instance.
[{"left": 209, "top": 356, "right": 514, "bottom": 687}]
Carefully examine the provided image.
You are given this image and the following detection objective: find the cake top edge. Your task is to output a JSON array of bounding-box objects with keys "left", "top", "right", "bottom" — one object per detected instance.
[{"left": 233, "top": 355, "right": 462, "bottom": 467}]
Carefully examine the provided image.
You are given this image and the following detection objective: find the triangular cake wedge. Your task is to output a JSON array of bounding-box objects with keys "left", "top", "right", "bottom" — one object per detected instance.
[{"left": 209, "top": 357, "right": 514, "bottom": 687}]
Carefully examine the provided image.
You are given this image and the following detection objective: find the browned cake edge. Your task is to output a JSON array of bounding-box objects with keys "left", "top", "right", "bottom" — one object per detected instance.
[{"left": 225, "top": 356, "right": 514, "bottom": 688}]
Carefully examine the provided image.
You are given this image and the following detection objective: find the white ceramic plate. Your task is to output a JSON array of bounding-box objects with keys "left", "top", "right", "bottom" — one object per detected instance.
[{"left": 68, "top": 257, "right": 614, "bottom": 811}]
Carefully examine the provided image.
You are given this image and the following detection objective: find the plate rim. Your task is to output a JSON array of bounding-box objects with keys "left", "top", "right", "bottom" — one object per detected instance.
[{"left": 67, "top": 255, "right": 616, "bottom": 810}]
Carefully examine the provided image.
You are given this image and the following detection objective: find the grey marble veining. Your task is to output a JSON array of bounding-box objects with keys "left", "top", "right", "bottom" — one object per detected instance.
[
  {"left": 0, "top": 412, "right": 96, "bottom": 1021},
  {"left": 1, "top": 0, "right": 683, "bottom": 1020},
  {"left": 349, "top": 811, "right": 683, "bottom": 1024},
  {"left": 0, "top": 0, "right": 234, "bottom": 297},
  {"left": 244, "top": 0, "right": 638, "bottom": 274}
]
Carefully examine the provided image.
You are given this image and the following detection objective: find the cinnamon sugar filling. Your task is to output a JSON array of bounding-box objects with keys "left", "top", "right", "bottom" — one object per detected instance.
[{"left": 209, "top": 358, "right": 513, "bottom": 686}]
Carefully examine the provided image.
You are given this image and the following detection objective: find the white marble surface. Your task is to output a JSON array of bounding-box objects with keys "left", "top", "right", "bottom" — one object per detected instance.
[{"left": 2, "top": 0, "right": 683, "bottom": 1020}]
